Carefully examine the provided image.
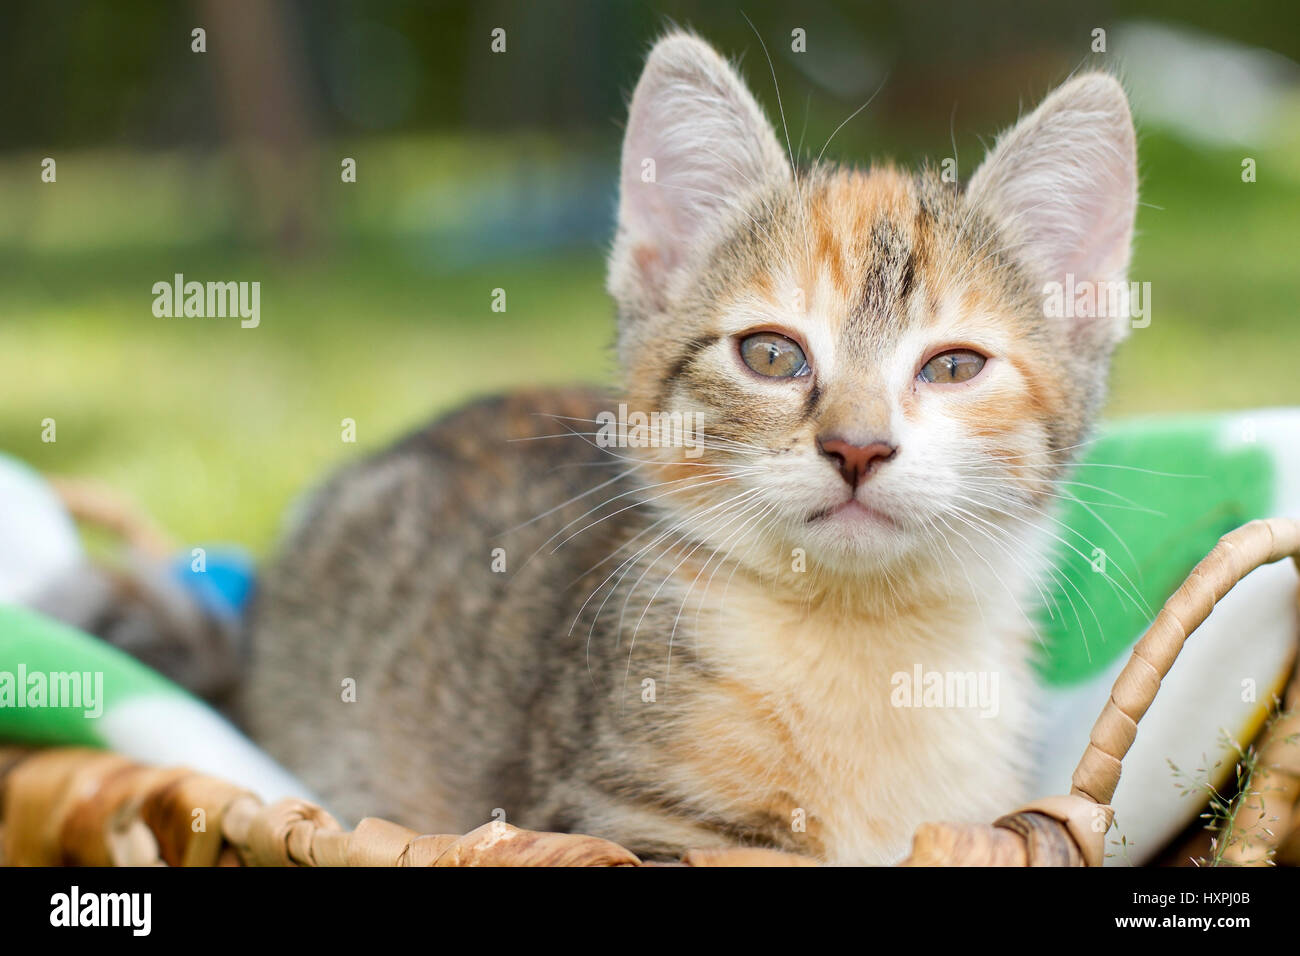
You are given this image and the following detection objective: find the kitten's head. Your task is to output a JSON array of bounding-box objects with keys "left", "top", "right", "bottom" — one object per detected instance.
[{"left": 608, "top": 33, "right": 1137, "bottom": 582}]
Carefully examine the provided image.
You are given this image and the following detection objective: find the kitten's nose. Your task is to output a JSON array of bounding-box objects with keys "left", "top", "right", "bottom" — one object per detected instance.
[{"left": 817, "top": 436, "right": 898, "bottom": 488}]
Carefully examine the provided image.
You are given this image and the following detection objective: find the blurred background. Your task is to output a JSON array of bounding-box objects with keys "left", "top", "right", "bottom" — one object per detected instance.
[{"left": 2, "top": 0, "right": 1297, "bottom": 552}]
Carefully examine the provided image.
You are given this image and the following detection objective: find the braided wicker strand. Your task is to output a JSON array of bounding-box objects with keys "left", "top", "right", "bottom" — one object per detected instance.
[
  {"left": 1070, "top": 517, "right": 1300, "bottom": 808},
  {"left": 0, "top": 748, "right": 657, "bottom": 866}
]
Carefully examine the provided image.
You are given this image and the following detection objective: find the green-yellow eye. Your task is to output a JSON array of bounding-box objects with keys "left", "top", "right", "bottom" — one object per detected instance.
[
  {"left": 919, "top": 349, "right": 986, "bottom": 384},
  {"left": 739, "top": 332, "right": 809, "bottom": 378}
]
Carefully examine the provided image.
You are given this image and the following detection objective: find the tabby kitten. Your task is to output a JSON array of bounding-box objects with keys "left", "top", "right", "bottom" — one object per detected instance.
[{"left": 242, "top": 32, "right": 1137, "bottom": 864}]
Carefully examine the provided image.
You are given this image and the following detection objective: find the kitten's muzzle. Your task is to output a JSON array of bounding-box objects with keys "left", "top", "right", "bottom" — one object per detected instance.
[{"left": 816, "top": 436, "right": 898, "bottom": 489}]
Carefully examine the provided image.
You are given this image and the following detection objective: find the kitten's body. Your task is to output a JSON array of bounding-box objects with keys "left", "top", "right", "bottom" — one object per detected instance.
[
  {"left": 243, "top": 388, "right": 1036, "bottom": 863},
  {"left": 243, "top": 34, "right": 1136, "bottom": 863}
]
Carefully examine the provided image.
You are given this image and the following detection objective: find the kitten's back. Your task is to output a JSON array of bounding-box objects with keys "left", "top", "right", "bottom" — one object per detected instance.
[{"left": 240, "top": 387, "right": 624, "bottom": 830}]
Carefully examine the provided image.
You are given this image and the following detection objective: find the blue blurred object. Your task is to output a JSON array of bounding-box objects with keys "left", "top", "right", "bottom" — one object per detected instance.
[{"left": 170, "top": 548, "right": 256, "bottom": 620}]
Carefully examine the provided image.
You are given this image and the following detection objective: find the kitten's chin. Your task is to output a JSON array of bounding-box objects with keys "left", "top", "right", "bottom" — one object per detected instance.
[
  {"left": 807, "top": 499, "right": 897, "bottom": 529},
  {"left": 797, "top": 499, "right": 919, "bottom": 573}
]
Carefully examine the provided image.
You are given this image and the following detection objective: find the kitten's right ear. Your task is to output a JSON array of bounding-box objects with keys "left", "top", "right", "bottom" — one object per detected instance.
[
  {"left": 966, "top": 73, "right": 1138, "bottom": 345},
  {"left": 608, "top": 32, "right": 790, "bottom": 315}
]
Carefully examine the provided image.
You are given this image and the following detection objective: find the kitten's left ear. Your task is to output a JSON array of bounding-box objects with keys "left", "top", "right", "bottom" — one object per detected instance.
[
  {"left": 967, "top": 73, "right": 1137, "bottom": 341},
  {"left": 609, "top": 32, "right": 791, "bottom": 316}
]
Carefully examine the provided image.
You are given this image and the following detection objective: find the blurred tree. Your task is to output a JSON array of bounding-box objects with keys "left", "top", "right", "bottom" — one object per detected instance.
[{"left": 200, "top": 0, "right": 315, "bottom": 251}]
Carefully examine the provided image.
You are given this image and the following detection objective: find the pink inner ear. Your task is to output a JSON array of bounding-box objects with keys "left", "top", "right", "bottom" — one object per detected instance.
[
  {"left": 1035, "top": 133, "right": 1136, "bottom": 287},
  {"left": 1071, "top": 188, "right": 1135, "bottom": 283},
  {"left": 968, "top": 75, "right": 1137, "bottom": 299},
  {"left": 619, "top": 149, "right": 686, "bottom": 280},
  {"left": 632, "top": 242, "right": 663, "bottom": 283},
  {"left": 610, "top": 35, "right": 792, "bottom": 314}
]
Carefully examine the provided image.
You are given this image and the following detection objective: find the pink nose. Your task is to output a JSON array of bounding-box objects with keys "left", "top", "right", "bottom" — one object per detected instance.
[{"left": 817, "top": 437, "right": 897, "bottom": 488}]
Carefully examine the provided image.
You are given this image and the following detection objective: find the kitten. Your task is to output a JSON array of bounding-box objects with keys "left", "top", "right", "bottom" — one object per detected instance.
[{"left": 241, "top": 32, "right": 1137, "bottom": 864}]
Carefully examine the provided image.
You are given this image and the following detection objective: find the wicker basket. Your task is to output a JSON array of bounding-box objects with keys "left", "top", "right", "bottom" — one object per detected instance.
[{"left": 2, "top": 517, "right": 1298, "bottom": 867}]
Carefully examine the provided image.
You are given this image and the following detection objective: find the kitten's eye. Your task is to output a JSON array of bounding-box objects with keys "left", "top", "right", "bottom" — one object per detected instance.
[
  {"left": 739, "top": 332, "right": 809, "bottom": 378},
  {"left": 919, "top": 349, "right": 986, "bottom": 384}
]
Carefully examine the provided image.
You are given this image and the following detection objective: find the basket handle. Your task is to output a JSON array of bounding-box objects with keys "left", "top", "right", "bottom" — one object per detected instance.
[
  {"left": 49, "top": 475, "right": 175, "bottom": 558},
  {"left": 1070, "top": 517, "right": 1300, "bottom": 806}
]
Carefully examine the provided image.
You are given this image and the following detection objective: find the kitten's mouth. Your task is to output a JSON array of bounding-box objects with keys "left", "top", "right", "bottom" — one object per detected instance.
[{"left": 807, "top": 498, "right": 896, "bottom": 528}]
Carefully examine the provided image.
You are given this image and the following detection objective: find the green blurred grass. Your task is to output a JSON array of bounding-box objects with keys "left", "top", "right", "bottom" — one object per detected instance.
[
  {"left": 1, "top": 244, "right": 615, "bottom": 552},
  {"left": 1, "top": 127, "right": 1297, "bottom": 553}
]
